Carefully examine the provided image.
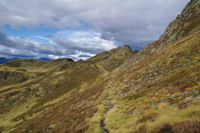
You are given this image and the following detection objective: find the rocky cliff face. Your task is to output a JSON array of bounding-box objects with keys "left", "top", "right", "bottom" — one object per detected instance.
[
  {"left": 159, "top": 0, "right": 200, "bottom": 46},
  {"left": 88, "top": 45, "right": 137, "bottom": 70},
  {"left": 142, "top": 0, "right": 200, "bottom": 54},
  {"left": 0, "top": 71, "right": 27, "bottom": 86}
]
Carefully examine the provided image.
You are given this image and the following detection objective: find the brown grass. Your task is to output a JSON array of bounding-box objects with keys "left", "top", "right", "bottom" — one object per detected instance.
[{"left": 151, "top": 120, "right": 200, "bottom": 133}]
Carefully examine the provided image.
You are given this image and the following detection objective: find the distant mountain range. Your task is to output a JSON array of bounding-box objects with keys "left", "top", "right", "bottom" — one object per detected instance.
[
  {"left": 0, "top": 57, "right": 51, "bottom": 64},
  {"left": 0, "top": 58, "right": 17, "bottom": 64}
]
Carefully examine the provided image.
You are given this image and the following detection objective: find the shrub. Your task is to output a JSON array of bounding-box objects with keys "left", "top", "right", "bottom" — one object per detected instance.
[
  {"left": 151, "top": 120, "right": 200, "bottom": 133},
  {"left": 173, "top": 120, "right": 200, "bottom": 133}
]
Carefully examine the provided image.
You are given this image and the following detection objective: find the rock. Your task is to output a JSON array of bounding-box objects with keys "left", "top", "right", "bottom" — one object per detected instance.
[
  {"left": 123, "top": 79, "right": 128, "bottom": 83},
  {"left": 133, "top": 109, "right": 139, "bottom": 114},
  {"left": 88, "top": 45, "right": 135, "bottom": 71},
  {"left": 36, "top": 87, "right": 45, "bottom": 97},
  {"left": 120, "top": 86, "right": 129, "bottom": 90},
  {"left": 149, "top": 102, "right": 158, "bottom": 106},
  {"left": 154, "top": 92, "right": 159, "bottom": 96},
  {"left": 179, "top": 101, "right": 191, "bottom": 109},
  {"left": 169, "top": 94, "right": 176, "bottom": 98},
  {"left": 151, "top": 48, "right": 156, "bottom": 53},
  {"left": 49, "top": 124, "right": 56, "bottom": 129},
  {"left": 171, "top": 104, "right": 179, "bottom": 109},
  {"left": 0, "top": 71, "right": 27, "bottom": 85},
  {"left": 140, "top": 0, "right": 200, "bottom": 54},
  {"left": 194, "top": 96, "right": 200, "bottom": 103},
  {"left": 160, "top": 97, "right": 168, "bottom": 102},
  {"left": 171, "top": 54, "right": 177, "bottom": 58},
  {"left": 20, "top": 96, "right": 24, "bottom": 101}
]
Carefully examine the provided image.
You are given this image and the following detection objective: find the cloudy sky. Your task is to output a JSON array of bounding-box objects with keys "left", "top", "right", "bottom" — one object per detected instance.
[{"left": 0, "top": 0, "right": 189, "bottom": 60}]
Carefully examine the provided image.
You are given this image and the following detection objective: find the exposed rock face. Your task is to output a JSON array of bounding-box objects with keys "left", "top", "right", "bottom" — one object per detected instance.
[
  {"left": 141, "top": 0, "right": 200, "bottom": 54},
  {"left": 159, "top": 0, "right": 200, "bottom": 46},
  {"left": 88, "top": 45, "right": 137, "bottom": 71},
  {"left": 0, "top": 71, "right": 27, "bottom": 86}
]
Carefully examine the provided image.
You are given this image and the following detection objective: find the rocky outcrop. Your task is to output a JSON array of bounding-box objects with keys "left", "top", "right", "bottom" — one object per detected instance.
[
  {"left": 88, "top": 45, "right": 137, "bottom": 71},
  {"left": 141, "top": 0, "right": 200, "bottom": 54},
  {"left": 0, "top": 71, "right": 27, "bottom": 86},
  {"left": 159, "top": 0, "right": 200, "bottom": 46}
]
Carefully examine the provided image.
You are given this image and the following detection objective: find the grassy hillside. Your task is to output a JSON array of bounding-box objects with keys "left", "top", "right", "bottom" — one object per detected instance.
[
  {"left": 86, "top": 29, "right": 200, "bottom": 133},
  {"left": 0, "top": 46, "right": 134, "bottom": 133},
  {"left": 0, "top": 0, "right": 200, "bottom": 133}
]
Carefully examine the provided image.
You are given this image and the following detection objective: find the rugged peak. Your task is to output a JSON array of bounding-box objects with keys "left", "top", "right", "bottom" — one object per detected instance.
[
  {"left": 123, "top": 44, "right": 132, "bottom": 49},
  {"left": 109, "top": 45, "right": 132, "bottom": 52},
  {"left": 88, "top": 45, "right": 136, "bottom": 71},
  {"left": 159, "top": 0, "right": 200, "bottom": 46},
  {"left": 141, "top": 0, "right": 200, "bottom": 54},
  {"left": 52, "top": 58, "right": 74, "bottom": 64},
  {"left": 89, "top": 45, "right": 134, "bottom": 61}
]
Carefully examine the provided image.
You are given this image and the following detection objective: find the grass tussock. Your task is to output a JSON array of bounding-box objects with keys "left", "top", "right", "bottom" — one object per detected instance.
[{"left": 152, "top": 120, "right": 200, "bottom": 133}]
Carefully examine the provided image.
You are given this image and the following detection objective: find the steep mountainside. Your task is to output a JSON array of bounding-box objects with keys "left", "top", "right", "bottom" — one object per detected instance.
[
  {"left": 0, "top": 0, "right": 200, "bottom": 133},
  {"left": 159, "top": 0, "right": 200, "bottom": 45},
  {"left": 142, "top": 0, "right": 200, "bottom": 54}
]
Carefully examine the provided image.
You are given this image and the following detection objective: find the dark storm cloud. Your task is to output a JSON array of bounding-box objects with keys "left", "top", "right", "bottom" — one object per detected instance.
[
  {"left": 0, "top": 31, "right": 101, "bottom": 60},
  {"left": 0, "top": 31, "right": 64, "bottom": 58},
  {"left": 0, "top": 31, "right": 17, "bottom": 47}
]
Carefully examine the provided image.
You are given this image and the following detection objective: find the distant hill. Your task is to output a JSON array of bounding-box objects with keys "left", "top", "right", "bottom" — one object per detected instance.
[
  {"left": 0, "top": 58, "right": 17, "bottom": 64},
  {"left": 0, "top": 57, "right": 51, "bottom": 64},
  {"left": 0, "top": 58, "right": 9, "bottom": 64},
  {"left": 38, "top": 58, "right": 51, "bottom": 61}
]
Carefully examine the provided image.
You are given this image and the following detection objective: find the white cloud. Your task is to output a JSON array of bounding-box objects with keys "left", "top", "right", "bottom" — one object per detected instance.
[
  {"left": 0, "top": 30, "right": 116, "bottom": 60},
  {"left": 0, "top": 0, "right": 190, "bottom": 59},
  {"left": 53, "top": 30, "right": 117, "bottom": 52},
  {"left": 0, "top": 0, "right": 189, "bottom": 46},
  {"left": 70, "top": 50, "right": 95, "bottom": 61}
]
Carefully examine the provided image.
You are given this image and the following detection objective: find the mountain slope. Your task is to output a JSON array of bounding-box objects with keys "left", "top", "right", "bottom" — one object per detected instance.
[
  {"left": 142, "top": 0, "right": 200, "bottom": 54},
  {"left": 159, "top": 0, "right": 200, "bottom": 46},
  {"left": 0, "top": 0, "right": 200, "bottom": 133},
  {"left": 86, "top": 29, "right": 200, "bottom": 133},
  {"left": 0, "top": 46, "right": 134, "bottom": 133}
]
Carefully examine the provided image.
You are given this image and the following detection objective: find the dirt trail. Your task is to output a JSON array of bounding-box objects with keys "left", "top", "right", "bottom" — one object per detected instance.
[{"left": 101, "top": 92, "right": 114, "bottom": 133}]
